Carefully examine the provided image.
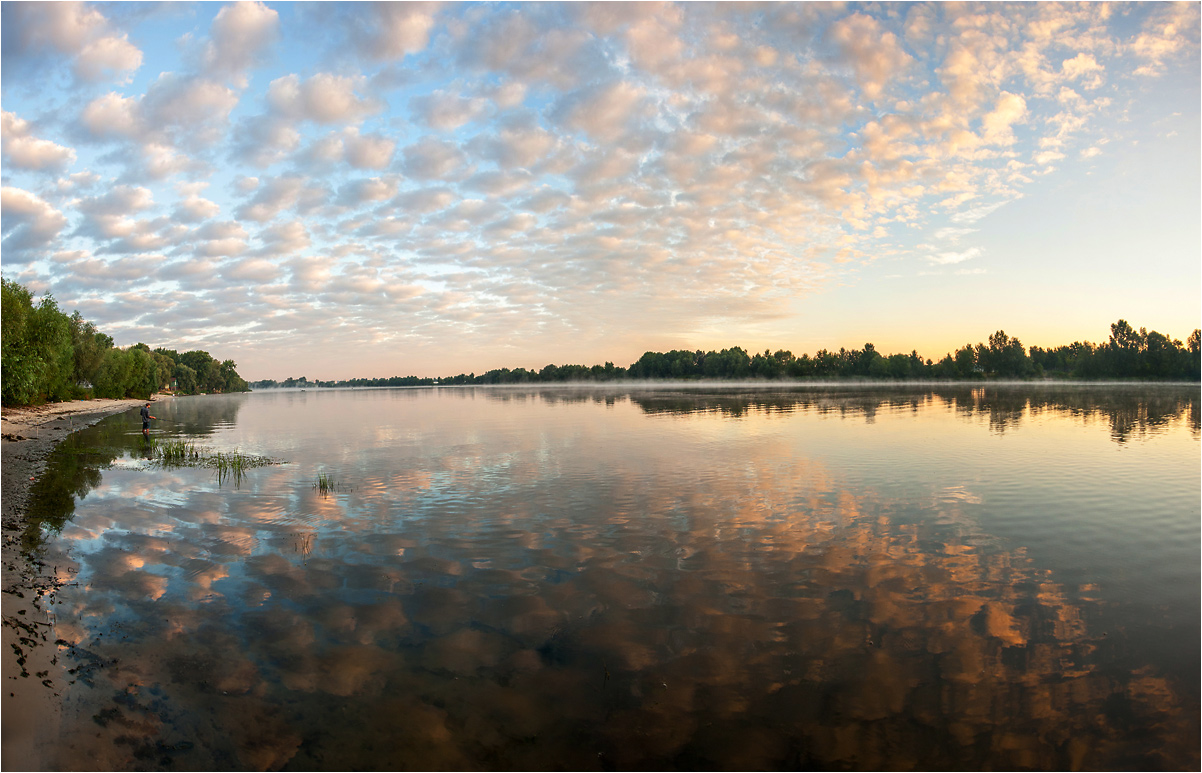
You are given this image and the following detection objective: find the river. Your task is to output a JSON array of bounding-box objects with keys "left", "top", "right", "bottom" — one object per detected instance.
[{"left": 14, "top": 384, "right": 1200, "bottom": 770}]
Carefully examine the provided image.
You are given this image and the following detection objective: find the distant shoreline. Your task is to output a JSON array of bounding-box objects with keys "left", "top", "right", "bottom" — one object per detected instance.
[{"left": 247, "top": 378, "right": 1202, "bottom": 390}]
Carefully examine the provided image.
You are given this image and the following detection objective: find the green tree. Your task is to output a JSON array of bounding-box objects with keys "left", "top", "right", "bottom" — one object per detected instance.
[
  {"left": 69, "top": 311, "right": 112, "bottom": 387},
  {"left": 1, "top": 278, "right": 39, "bottom": 404},
  {"left": 953, "top": 344, "right": 978, "bottom": 378},
  {"left": 220, "top": 359, "right": 248, "bottom": 392},
  {"left": 0, "top": 279, "right": 75, "bottom": 404},
  {"left": 174, "top": 363, "right": 198, "bottom": 394},
  {"left": 93, "top": 348, "right": 135, "bottom": 398},
  {"left": 1106, "top": 319, "right": 1143, "bottom": 376},
  {"left": 978, "top": 331, "right": 1032, "bottom": 378}
]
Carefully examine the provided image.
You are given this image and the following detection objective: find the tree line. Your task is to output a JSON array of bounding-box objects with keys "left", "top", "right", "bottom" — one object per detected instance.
[
  {"left": 251, "top": 319, "right": 1200, "bottom": 390},
  {"left": 1, "top": 278, "right": 250, "bottom": 406}
]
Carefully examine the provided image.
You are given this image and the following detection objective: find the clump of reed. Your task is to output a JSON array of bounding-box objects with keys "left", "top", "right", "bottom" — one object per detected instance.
[
  {"left": 147, "top": 444, "right": 280, "bottom": 487},
  {"left": 155, "top": 439, "right": 200, "bottom": 465},
  {"left": 313, "top": 472, "right": 337, "bottom": 495},
  {"left": 206, "top": 450, "right": 278, "bottom": 487}
]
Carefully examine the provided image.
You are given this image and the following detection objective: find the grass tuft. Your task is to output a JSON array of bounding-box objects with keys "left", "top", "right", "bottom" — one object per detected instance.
[
  {"left": 147, "top": 442, "right": 279, "bottom": 487},
  {"left": 206, "top": 449, "right": 277, "bottom": 487},
  {"left": 313, "top": 472, "right": 337, "bottom": 495},
  {"left": 155, "top": 439, "right": 200, "bottom": 465}
]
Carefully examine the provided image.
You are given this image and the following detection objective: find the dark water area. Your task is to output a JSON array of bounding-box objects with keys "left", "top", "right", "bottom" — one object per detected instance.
[{"left": 17, "top": 384, "right": 1201, "bottom": 770}]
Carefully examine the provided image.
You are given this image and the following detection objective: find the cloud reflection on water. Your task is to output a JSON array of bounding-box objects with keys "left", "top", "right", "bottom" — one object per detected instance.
[{"left": 26, "top": 386, "right": 1202, "bottom": 769}]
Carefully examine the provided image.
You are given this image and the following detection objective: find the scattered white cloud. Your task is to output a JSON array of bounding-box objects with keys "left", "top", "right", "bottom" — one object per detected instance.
[
  {"left": 267, "top": 73, "right": 381, "bottom": 125},
  {"left": 1, "top": 2, "right": 1197, "bottom": 376},
  {"left": 203, "top": 1, "right": 280, "bottom": 87},
  {"left": 1, "top": 186, "right": 69, "bottom": 257},
  {"left": 1, "top": 1, "right": 142, "bottom": 86},
  {"left": 411, "top": 90, "right": 490, "bottom": 131},
  {"left": 828, "top": 12, "right": 913, "bottom": 101},
  {"left": 345, "top": 1, "right": 440, "bottom": 62},
  {"left": 1, "top": 111, "right": 77, "bottom": 170},
  {"left": 929, "top": 247, "right": 983, "bottom": 265},
  {"left": 554, "top": 80, "right": 647, "bottom": 143}
]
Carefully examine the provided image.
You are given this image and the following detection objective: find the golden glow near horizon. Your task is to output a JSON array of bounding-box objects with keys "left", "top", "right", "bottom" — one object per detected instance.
[{"left": 1, "top": 2, "right": 1198, "bottom": 380}]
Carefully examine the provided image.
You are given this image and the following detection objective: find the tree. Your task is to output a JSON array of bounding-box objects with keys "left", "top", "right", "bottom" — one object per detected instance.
[
  {"left": 174, "top": 364, "right": 198, "bottom": 394},
  {"left": 93, "top": 348, "right": 134, "bottom": 398},
  {"left": 1106, "top": 319, "right": 1143, "bottom": 376},
  {"left": 69, "top": 311, "right": 112, "bottom": 386},
  {"left": 220, "top": 359, "right": 248, "bottom": 392},
  {"left": 0, "top": 279, "right": 75, "bottom": 404},
  {"left": 1, "top": 278, "right": 39, "bottom": 404},
  {"left": 978, "top": 331, "right": 1031, "bottom": 378}
]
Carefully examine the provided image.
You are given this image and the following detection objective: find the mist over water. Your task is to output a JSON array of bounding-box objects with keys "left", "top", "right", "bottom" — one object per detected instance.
[{"left": 20, "top": 384, "right": 1201, "bottom": 770}]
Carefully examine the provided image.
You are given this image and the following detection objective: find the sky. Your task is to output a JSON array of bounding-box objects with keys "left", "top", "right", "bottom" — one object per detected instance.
[{"left": 1, "top": 1, "right": 1199, "bottom": 381}]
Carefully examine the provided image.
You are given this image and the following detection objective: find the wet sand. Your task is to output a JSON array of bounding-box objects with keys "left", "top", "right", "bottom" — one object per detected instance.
[{"left": 1, "top": 397, "right": 153, "bottom": 770}]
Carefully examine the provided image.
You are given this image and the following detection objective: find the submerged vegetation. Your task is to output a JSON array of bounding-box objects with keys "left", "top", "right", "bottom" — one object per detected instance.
[
  {"left": 145, "top": 436, "right": 278, "bottom": 487},
  {"left": 205, "top": 450, "right": 276, "bottom": 487},
  {"left": 1, "top": 278, "right": 250, "bottom": 406},
  {"left": 252, "top": 319, "right": 1201, "bottom": 389},
  {"left": 313, "top": 472, "right": 338, "bottom": 495},
  {"left": 154, "top": 438, "right": 200, "bottom": 465}
]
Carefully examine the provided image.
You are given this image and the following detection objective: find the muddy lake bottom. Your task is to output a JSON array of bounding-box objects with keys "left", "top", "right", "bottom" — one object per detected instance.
[{"left": 9, "top": 384, "right": 1200, "bottom": 770}]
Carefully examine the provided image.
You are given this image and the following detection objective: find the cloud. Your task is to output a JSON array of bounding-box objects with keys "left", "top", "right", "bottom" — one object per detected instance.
[
  {"left": 0, "top": 1, "right": 142, "bottom": 86},
  {"left": 1, "top": 186, "right": 69, "bottom": 257},
  {"left": 71, "top": 187, "right": 182, "bottom": 254},
  {"left": 5, "top": 2, "right": 1198, "bottom": 375},
  {"left": 828, "top": 12, "right": 913, "bottom": 101},
  {"left": 78, "top": 73, "right": 239, "bottom": 179},
  {"left": 80, "top": 92, "right": 142, "bottom": 140},
  {"left": 1129, "top": 2, "right": 1201, "bottom": 76},
  {"left": 401, "top": 137, "right": 470, "bottom": 181},
  {"left": 1, "top": 111, "right": 77, "bottom": 171},
  {"left": 224, "top": 257, "right": 282, "bottom": 282},
  {"left": 344, "top": 129, "right": 397, "bottom": 170},
  {"left": 337, "top": 178, "right": 400, "bottom": 208},
  {"left": 980, "top": 92, "right": 1028, "bottom": 146},
  {"left": 298, "top": 128, "right": 396, "bottom": 171},
  {"left": 1033, "top": 150, "right": 1065, "bottom": 166},
  {"left": 411, "top": 91, "right": 490, "bottom": 131},
  {"left": 469, "top": 118, "right": 559, "bottom": 170},
  {"left": 1060, "top": 53, "right": 1104, "bottom": 90},
  {"left": 141, "top": 74, "right": 240, "bottom": 141},
  {"left": 267, "top": 73, "right": 381, "bottom": 125},
  {"left": 453, "top": 7, "right": 607, "bottom": 90},
  {"left": 554, "top": 81, "right": 646, "bottom": 143},
  {"left": 78, "top": 185, "right": 155, "bottom": 216},
  {"left": 256, "top": 220, "right": 311, "bottom": 256},
  {"left": 950, "top": 200, "right": 1010, "bottom": 224},
  {"left": 140, "top": 142, "right": 197, "bottom": 181},
  {"left": 928, "top": 246, "right": 982, "bottom": 265},
  {"left": 173, "top": 193, "right": 222, "bottom": 223},
  {"left": 194, "top": 220, "right": 249, "bottom": 257},
  {"left": 342, "top": 1, "right": 440, "bottom": 62},
  {"left": 204, "top": 1, "right": 280, "bottom": 87},
  {"left": 230, "top": 116, "right": 302, "bottom": 167},
  {"left": 75, "top": 33, "right": 143, "bottom": 83},
  {"left": 235, "top": 176, "right": 328, "bottom": 222}
]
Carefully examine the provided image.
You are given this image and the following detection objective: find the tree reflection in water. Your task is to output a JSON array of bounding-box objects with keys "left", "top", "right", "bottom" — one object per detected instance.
[{"left": 21, "top": 386, "right": 1199, "bottom": 770}]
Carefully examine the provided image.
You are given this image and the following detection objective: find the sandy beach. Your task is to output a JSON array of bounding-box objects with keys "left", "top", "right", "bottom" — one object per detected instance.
[{"left": 1, "top": 397, "right": 152, "bottom": 769}]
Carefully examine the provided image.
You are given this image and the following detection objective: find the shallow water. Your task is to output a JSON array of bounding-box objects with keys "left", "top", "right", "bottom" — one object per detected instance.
[{"left": 19, "top": 384, "right": 1201, "bottom": 770}]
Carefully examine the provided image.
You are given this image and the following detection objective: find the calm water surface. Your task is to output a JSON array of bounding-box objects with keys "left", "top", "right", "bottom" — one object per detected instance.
[{"left": 21, "top": 385, "right": 1201, "bottom": 770}]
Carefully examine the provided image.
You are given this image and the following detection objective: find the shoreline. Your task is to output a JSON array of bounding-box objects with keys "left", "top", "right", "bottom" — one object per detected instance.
[{"left": 1, "top": 397, "right": 153, "bottom": 770}]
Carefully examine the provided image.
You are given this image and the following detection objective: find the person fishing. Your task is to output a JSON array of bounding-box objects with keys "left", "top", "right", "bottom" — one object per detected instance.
[{"left": 141, "top": 402, "right": 157, "bottom": 436}]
